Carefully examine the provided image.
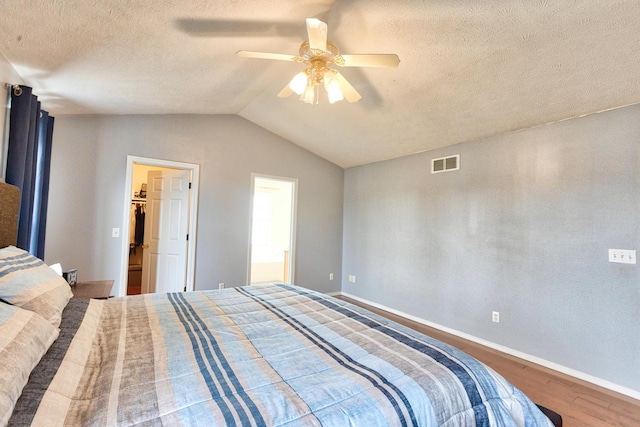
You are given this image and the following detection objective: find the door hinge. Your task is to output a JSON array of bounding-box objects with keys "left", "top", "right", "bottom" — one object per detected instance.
[
  {"left": 189, "top": 182, "right": 192, "bottom": 189},
  {"left": 186, "top": 233, "right": 189, "bottom": 241},
  {"left": 183, "top": 286, "right": 187, "bottom": 292}
]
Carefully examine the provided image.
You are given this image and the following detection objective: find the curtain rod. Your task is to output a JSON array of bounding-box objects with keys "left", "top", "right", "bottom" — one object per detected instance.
[{"left": 4, "top": 84, "right": 23, "bottom": 96}]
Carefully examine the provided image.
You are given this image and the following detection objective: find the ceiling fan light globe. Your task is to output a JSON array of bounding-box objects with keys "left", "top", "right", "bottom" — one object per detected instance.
[
  {"left": 325, "top": 78, "right": 344, "bottom": 103},
  {"left": 289, "top": 71, "right": 308, "bottom": 95},
  {"left": 302, "top": 84, "right": 318, "bottom": 104},
  {"left": 328, "top": 90, "right": 343, "bottom": 104}
]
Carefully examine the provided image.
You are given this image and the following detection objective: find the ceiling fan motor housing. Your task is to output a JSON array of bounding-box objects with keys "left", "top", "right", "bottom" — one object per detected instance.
[{"left": 297, "top": 41, "right": 344, "bottom": 66}]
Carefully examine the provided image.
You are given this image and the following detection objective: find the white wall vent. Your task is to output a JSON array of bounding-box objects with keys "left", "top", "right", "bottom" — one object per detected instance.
[{"left": 431, "top": 154, "right": 460, "bottom": 173}]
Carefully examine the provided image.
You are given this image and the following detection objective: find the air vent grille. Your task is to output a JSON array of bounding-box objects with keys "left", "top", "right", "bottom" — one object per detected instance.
[{"left": 431, "top": 155, "right": 460, "bottom": 173}]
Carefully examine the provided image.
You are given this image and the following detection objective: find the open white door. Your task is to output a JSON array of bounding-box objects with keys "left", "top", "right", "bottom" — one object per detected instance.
[{"left": 141, "top": 169, "right": 191, "bottom": 294}]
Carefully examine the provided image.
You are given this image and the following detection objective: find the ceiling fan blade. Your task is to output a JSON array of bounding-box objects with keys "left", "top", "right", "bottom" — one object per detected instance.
[
  {"left": 236, "top": 50, "right": 297, "bottom": 62},
  {"left": 277, "top": 84, "right": 294, "bottom": 98},
  {"left": 341, "top": 54, "right": 400, "bottom": 68},
  {"left": 334, "top": 72, "right": 361, "bottom": 103},
  {"left": 306, "top": 18, "right": 327, "bottom": 51}
]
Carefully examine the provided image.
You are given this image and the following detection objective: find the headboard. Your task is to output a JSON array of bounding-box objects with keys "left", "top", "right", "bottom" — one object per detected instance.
[{"left": 0, "top": 180, "right": 20, "bottom": 248}]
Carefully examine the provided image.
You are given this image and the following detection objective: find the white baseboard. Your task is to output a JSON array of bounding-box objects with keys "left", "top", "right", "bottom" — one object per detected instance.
[{"left": 340, "top": 292, "right": 640, "bottom": 402}]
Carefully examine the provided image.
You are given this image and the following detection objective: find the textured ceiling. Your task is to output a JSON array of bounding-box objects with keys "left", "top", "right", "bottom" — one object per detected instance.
[{"left": 1, "top": 1, "right": 640, "bottom": 168}]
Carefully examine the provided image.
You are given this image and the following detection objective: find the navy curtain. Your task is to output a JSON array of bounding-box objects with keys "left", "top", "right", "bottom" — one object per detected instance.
[{"left": 5, "top": 85, "right": 55, "bottom": 259}]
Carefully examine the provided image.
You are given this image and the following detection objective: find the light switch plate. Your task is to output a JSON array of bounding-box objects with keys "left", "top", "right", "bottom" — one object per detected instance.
[{"left": 608, "top": 249, "right": 636, "bottom": 264}]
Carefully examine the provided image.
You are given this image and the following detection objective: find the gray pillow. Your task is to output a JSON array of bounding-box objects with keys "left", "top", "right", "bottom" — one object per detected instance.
[{"left": 0, "top": 246, "right": 72, "bottom": 327}]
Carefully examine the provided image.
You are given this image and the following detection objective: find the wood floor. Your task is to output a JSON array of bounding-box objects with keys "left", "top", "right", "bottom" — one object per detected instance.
[
  {"left": 338, "top": 296, "right": 640, "bottom": 427},
  {"left": 127, "top": 283, "right": 141, "bottom": 295}
]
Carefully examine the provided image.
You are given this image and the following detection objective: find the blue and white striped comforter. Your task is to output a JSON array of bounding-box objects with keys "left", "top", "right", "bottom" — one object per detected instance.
[{"left": 26, "top": 284, "right": 553, "bottom": 426}]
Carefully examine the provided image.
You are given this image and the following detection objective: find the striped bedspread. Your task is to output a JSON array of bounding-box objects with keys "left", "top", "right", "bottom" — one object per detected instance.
[{"left": 16, "top": 284, "right": 552, "bottom": 426}]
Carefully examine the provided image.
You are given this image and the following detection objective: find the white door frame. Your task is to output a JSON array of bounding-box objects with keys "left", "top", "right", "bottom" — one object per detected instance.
[
  {"left": 247, "top": 173, "right": 298, "bottom": 285},
  {"left": 117, "top": 155, "right": 200, "bottom": 297}
]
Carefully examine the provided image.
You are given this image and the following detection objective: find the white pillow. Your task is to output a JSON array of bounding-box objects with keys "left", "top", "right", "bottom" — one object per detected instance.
[{"left": 0, "top": 302, "right": 59, "bottom": 425}]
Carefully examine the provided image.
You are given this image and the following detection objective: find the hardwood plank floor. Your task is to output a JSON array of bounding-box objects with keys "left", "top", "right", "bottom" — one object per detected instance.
[{"left": 338, "top": 296, "right": 640, "bottom": 427}]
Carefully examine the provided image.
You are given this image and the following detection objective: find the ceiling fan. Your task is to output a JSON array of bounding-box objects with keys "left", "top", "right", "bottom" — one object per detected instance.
[{"left": 236, "top": 18, "right": 400, "bottom": 104}]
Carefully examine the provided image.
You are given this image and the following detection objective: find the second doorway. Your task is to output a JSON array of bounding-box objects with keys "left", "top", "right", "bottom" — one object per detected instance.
[{"left": 248, "top": 175, "right": 297, "bottom": 285}]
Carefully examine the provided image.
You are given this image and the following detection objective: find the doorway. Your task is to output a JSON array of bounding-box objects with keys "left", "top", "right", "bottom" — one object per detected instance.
[
  {"left": 248, "top": 174, "right": 297, "bottom": 285},
  {"left": 118, "top": 156, "right": 200, "bottom": 297}
]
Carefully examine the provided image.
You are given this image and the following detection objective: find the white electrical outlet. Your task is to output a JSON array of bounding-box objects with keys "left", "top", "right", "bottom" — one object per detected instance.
[
  {"left": 218, "top": 283, "right": 225, "bottom": 289},
  {"left": 608, "top": 249, "right": 636, "bottom": 264},
  {"left": 492, "top": 311, "right": 500, "bottom": 323},
  {"left": 112, "top": 228, "right": 120, "bottom": 238},
  {"left": 329, "top": 273, "right": 334, "bottom": 281},
  {"left": 348, "top": 275, "right": 356, "bottom": 283}
]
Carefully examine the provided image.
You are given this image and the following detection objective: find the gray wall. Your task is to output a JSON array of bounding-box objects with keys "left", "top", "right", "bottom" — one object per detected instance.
[
  {"left": 343, "top": 105, "right": 640, "bottom": 393},
  {"left": 46, "top": 115, "right": 343, "bottom": 294}
]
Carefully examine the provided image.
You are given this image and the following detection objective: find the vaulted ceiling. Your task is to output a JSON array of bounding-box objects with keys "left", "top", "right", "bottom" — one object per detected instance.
[{"left": 1, "top": 1, "right": 639, "bottom": 168}]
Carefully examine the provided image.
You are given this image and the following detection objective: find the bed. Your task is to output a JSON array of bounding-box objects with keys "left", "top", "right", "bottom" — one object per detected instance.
[{"left": 0, "top": 180, "right": 560, "bottom": 426}]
